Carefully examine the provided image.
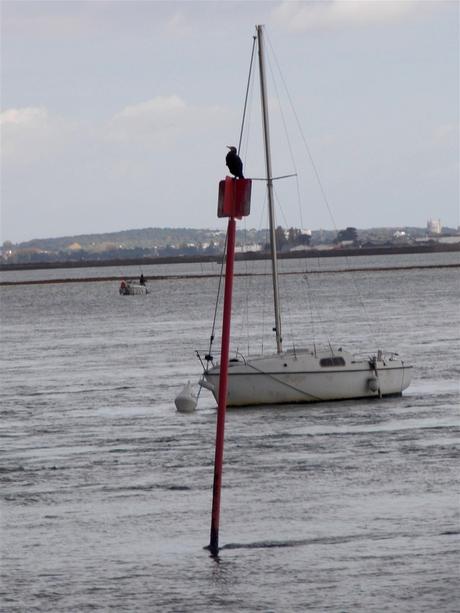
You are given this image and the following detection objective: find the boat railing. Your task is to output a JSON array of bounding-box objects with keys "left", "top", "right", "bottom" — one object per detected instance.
[
  {"left": 196, "top": 348, "right": 248, "bottom": 366},
  {"left": 354, "top": 349, "right": 400, "bottom": 362}
]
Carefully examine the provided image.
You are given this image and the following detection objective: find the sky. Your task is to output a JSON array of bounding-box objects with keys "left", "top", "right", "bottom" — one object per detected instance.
[{"left": 1, "top": 0, "right": 458, "bottom": 244}]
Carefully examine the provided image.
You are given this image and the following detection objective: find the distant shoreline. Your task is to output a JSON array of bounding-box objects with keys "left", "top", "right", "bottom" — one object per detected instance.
[
  {"left": 2, "top": 262, "right": 459, "bottom": 287},
  {"left": 1, "top": 242, "right": 459, "bottom": 273}
]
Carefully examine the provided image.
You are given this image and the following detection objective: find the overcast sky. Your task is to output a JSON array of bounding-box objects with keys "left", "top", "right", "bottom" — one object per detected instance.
[{"left": 1, "top": 0, "right": 458, "bottom": 243}]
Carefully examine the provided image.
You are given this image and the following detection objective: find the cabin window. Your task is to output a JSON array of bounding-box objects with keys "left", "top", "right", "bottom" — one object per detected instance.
[{"left": 320, "top": 357, "right": 346, "bottom": 367}]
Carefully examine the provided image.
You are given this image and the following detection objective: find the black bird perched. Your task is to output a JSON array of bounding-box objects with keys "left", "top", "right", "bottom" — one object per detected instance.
[{"left": 225, "top": 146, "right": 244, "bottom": 179}]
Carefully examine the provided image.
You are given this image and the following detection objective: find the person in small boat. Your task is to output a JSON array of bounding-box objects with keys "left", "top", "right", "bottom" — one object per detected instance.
[
  {"left": 225, "top": 146, "right": 244, "bottom": 179},
  {"left": 139, "top": 274, "right": 145, "bottom": 286}
]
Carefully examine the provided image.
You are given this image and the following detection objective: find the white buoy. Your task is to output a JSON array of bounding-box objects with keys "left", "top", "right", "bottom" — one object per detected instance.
[
  {"left": 175, "top": 381, "right": 198, "bottom": 413},
  {"left": 367, "top": 376, "right": 379, "bottom": 393}
]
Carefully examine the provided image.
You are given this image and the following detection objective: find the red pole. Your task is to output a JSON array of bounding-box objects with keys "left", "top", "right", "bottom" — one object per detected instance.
[{"left": 209, "top": 216, "right": 236, "bottom": 556}]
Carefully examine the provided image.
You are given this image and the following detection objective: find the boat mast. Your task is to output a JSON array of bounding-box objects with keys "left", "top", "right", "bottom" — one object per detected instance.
[{"left": 256, "top": 24, "right": 283, "bottom": 354}]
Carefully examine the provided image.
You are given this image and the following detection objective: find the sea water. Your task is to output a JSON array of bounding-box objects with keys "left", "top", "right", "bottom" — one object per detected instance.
[{"left": 1, "top": 253, "right": 459, "bottom": 612}]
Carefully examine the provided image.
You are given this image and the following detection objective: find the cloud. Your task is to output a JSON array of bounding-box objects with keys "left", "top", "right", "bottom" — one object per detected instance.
[
  {"left": 432, "top": 123, "right": 459, "bottom": 145},
  {"left": 1, "top": 106, "right": 83, "bottom": 164},
  {"left": 1, "top": 97, "right": 190, "bottom": 165},
  {"left": 271, "top": 0, "right": 420, "bottom": 32},
  {"left": 106, "top": 95, "right": 228, "bottom": 146},
  {"left": 114, "top": 95, "right": 187, "bottom": 121},
  {"left": 2, "top": 106, "right": 84, "bottom": 165},
  {"left": 106, "top": 95, "right": 188, "bottom": 145},
  {"left": 163, "top": 10, "right": 194, "bottom": 37},
  {"left": 3, "top": 3, "right": 96, "bottom": 39},
  {"left": 0, "top": 106, "right": 48, "bottom": 126},
  {"left": 3, "top": 2, "right": 196, "bottom": 41},
  {"left": 1, "top": 95, "right": 231, "bottom": 172}
]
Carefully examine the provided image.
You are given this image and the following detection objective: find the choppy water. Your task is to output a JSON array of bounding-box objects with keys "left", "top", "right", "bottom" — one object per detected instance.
[{"left": 1, "top": 254, "right": 459, "bottom": 612}]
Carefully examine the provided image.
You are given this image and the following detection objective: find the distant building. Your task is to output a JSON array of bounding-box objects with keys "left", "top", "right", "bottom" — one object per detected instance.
[
  {"left": 235, "top": 243, "right": 262, "bottom": 253},
  {"left": 437, "top": 235, "right": 460, "bottom": 244},
  {"left": 393, "top": 230, "right": 410, "bottom": 243},
  {"left": 67, "top": 242, "right": 83, "bottom": 251},
  {"left": 427, "top": 218, "right": 442, "bottom": 234}
]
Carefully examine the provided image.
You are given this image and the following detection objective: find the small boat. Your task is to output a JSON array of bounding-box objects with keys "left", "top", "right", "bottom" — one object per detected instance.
[
  {"left": 197, "top": 25, "right": 412, "bottom": 407},
  {"left": 119, "top": 279, "right": 149, "bottom": 295}
]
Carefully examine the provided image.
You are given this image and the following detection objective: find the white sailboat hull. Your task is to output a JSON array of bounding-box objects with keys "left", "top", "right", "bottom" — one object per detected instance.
[{"left": 202, "top": 349, "right": 412, "bottom": 407}]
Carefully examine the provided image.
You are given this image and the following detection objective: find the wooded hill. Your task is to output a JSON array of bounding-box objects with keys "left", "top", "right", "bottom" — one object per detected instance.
[{"left": 7, "top": 225, "right": 452, "bottom": 252}]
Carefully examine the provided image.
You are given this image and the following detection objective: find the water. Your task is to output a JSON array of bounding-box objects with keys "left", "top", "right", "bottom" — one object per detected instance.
[
  {"left": 1, "top": 249, "right": 459, "bottom": 283},
  {"left": 1, "top": 254, "right": 459, "bottom": 612}
]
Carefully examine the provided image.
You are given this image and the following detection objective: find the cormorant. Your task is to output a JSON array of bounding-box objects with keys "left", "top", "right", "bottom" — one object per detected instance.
[{"left": 225, "top": 146, "right": 244, "bottom": 179}]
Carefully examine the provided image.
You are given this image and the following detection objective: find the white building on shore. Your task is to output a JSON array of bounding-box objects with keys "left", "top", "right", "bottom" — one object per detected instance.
[{"left": 427, "top": 218, "right": 442, "bottom": 234}]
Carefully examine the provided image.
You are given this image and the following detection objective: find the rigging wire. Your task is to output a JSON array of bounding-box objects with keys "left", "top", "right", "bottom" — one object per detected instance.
[
  {"left": 234, "top": 36, "right": 257, "bottom": 359},
  {"left": 259, "top": 196, "right": 272, "bottom": 356},
  {"left": 238, "top": 35, "right": 257, "bottom": 155},
  {"left": 205, "top": 34, "right": 257, "bottom": 366},
  {"left": 205, "top": 232, "right": 228, "bottom": 365},
  {"left": 264, "top": 29, "right": 382, "bottom": 347},
  {"left": 271, "top": 184, "right": 295, "bottom": 347},
  {"left": 232, "top": 194, "right": 272, "bottom": 359},
  {"left": 264, "top": 45, "right": 305, "bottom": 232},
  {"left": 243, "top": 229, "right": 251, "bottom": 358},
  {"left": 265, "top": 31, "right": 337, "bottom": 233},
  {"left": 231, "top": 223, "right": 251, "bottom": 358},
  {"left": 302, "top": 272, "right": 318, "bottom": 356}
]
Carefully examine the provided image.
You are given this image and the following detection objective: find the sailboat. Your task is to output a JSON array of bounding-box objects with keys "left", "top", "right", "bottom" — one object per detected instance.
[{"left": 197, "top": 25, "right": 412, "bottom": 408}]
